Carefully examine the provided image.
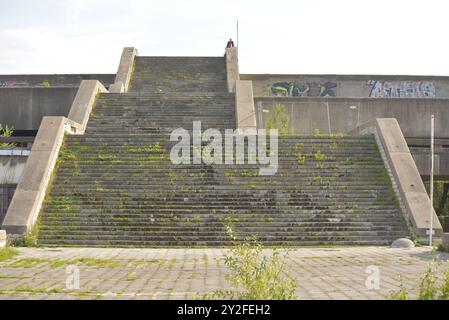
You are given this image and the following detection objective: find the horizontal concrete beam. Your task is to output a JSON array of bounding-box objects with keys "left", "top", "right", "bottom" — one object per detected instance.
[
  {"left": 111, "top": 47, "right": 137, "bottom": 93},
  {"left": 225, "top": 47, "right": 239, "bottom": 93},
  {"left": 2, "top": 78, "right": 107, "bottom": 236},
  {"left": 357, "top": 118, "right": 443, "bottom": 241},
  {"left": 235, "top": 80, "right": 257, "bottom": 130}
]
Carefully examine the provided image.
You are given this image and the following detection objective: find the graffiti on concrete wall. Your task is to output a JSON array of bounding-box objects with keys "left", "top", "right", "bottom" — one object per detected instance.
[
  {"left": 0, "top": 80, "right": 29, "bottom": 88},
  {"left": 367, "top": 80, "right": 436, "bottom": 98},
  {"left": 271, "top": 81, "right": 337, "bottom": 97}
]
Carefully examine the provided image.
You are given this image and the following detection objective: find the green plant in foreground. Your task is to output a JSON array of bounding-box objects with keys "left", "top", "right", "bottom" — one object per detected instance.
[
  {"left": 389, "top": 263, "right": 449, "bottom": 300},
  {"left": 0, "top": 123, "right": 15, "bottom": 148},
  {"left": 418, "top": 266, "right": 437, "bottom": 300},
  {"left": 0, "top": 247, "right": 19, "bottom": 262},
  {"left": 206, "top": 236, "right": 297, "bottom": 300},
  {"left": 265, "top": 104, "right": 289, "bottom": 136}
]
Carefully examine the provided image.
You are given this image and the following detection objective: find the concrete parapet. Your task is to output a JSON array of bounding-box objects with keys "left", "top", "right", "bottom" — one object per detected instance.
[
  {"left": 235, "top": 80, "right": 257, "bottom": 130},
  {"left": 1, "top": 79, "right": 107, "bottom": 236},
  {"left": 67, "top": 80, "right": 107, "bottom": 133},
  {"left": 355, "top": 118, "right": 443, "bottom": 241},
  {"left": 225, "top": 47, "right": 239, "bottom": 93},
  {"left": 112, "top": 47, "right": 137, "bottom": 93},
  {"left": 2, "top": 117, "right": 67, "bottom": 234},
  {"left": 109, "top": 82, "right": 124, "bottom": 93}
]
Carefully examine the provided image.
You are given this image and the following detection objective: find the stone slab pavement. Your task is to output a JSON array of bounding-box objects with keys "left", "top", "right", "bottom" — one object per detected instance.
[{"left": 0, "top": 246, "right": 448, "bottom": 300}]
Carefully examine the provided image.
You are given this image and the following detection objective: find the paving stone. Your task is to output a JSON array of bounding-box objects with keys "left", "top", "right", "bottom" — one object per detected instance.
[{"left": 0, "top": 247, "right": 448, "bottom": 299}]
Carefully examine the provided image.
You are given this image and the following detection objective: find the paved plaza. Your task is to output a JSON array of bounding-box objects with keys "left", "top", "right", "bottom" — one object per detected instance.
[{"left": 0, "top": 246, "right": 448, "bottom": 300}]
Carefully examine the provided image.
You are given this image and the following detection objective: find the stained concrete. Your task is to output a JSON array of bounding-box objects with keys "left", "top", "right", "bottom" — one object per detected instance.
[
  {"left": 242, "top": 73, "right": 449, "bottom": 98},
  {"left": 0, "top": 74, "right": 114, "bottom": 88},
  {"left": 0, "top": 88, "right": 77, "bottom": 130},
  {"left": 67, "top": 80, "right": 107, "bottom": 133},
  {"left": 225, "top": 47, "right": 239, "bottom": 93},
  {"left": 235, "top": 80, "right": 256, "bottom": 130},
  {"left": 0, "top": 157, "right": 27, "bottom": 184}
]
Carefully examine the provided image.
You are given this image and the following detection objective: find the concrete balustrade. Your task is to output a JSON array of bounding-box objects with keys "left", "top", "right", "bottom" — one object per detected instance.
[
  {"left": 1, "top": 80, "right": 108, "bottom": 236},
  {"left": 110, "top": 47, "right": 137, "bottom": 93},
  {"left": 353, "top": 118, "right": 443, "bottom": 241},
  {"left": 235, "top": 80, "right": 257, "bottom": 130},
  {"left": 225, "top": 47, "right": 239, "bottom": 93},
  {"left": 68, "top": 80, "right": 107, "bottom": 133}
]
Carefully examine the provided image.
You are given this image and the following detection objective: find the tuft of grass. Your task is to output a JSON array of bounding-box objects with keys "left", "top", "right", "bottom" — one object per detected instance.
[
  {"left": 0, "top": 247, "right": 19, "bottom": 262},
  {"left": 205, "top": 237, "right": 297, "bottom": 300},
  {"left": 0, "top": 123, "right": 15, "bottom": 148},
  {"left": 389, "top": 262, "right": 449, "bottom": 300},
  {"left": 418, "top": 266, "right": 437, "bottom": 300},
  {"left": 265, "top": 104, "right": 289, "bottom": 136}
]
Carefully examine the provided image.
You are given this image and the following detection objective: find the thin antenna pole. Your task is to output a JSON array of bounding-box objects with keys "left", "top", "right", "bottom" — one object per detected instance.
[
  {"left": 236, "top": 20, "right": 239, "bottom": 47},
  {"left": 429, "top": 114, "right": 434, "bottom": 246}
]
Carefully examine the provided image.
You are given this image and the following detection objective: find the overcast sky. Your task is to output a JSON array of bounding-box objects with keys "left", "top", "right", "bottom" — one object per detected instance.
[{"left": 1, "top": 0, "right": 448, "bottom": 75}]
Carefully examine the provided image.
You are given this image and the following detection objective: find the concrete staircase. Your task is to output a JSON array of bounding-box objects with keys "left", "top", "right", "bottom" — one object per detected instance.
[{"left": 37, "top": 56, "right": 408, "bottom": 246}]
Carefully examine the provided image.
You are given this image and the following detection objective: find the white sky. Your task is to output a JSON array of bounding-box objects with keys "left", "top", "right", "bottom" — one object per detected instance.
[{"left": 1, "top": 0, "right": 448, "bottom": 75}]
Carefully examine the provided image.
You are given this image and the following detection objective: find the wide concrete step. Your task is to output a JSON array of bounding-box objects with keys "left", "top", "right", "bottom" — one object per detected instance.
[{"left": 34, "top": 240, "right": 402, "bottom": 247}]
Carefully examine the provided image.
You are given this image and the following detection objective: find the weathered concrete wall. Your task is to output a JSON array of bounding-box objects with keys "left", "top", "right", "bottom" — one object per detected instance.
[
  {"left": 242, "top": 74, "right": 449, "bottom": 99},
  {"left": 0, "top": 88, "right": 78, "bottom": 130},
  {"left": 0, "top": 74, "right": 114, "bottom": 88},
  {"left": 0, "top": 156, "right": 27, "bottom": 184},
  {"left": 256, "top": 97, "right": 449, "bottom": 178},
  {"left": 410, "top": 147, "right": 449, "bottom": 179},
  {"left": 255, "top": 97, "right": 449, "bottom": 138}
]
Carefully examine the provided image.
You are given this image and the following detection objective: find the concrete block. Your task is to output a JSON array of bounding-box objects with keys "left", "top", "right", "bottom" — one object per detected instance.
[
  {"left": 109, "top": 82, "right": 124, "bottom": 93},
  {"left": 235, "top": 80, "right": 257, "bottom": 130},
  {"left": 0, "top": 230, "right": 6, "bottom": 248},
  {"left": 403, "top": 191, "right": 442, "bottom": 237},
  {"left": 388, "top": 153, "right": 427, "bottom": 194},
  {"left": 2, "top": 189, "right": 40, "bottom": 234},
  {"left": 225, "top": 47, "right": 239, "bottom": 93},
  {"left": 31, "top": 117, "right": 65, "bottom": 152},
  {"left": 17, "top": 150, "right": 55, "bottom": 191},
  {"left": 114, "top": 47, "right": 137, "bottom": 92},
  {"left": 375, "top": 118, "right": 411, "bottom": 153},
  {"left": 68, "top": 80, "right": 107, "bottom": 133}
]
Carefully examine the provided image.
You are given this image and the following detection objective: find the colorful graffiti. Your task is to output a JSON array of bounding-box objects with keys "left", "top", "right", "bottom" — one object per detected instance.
[
  {"left": 367, "top": 80, "right": 435, "bottom": 98},
  {"left": 0, "top": 80, "right": 29, "bottom": 88},
  {"left": 271, "top": 81, "right": 337, "bottom": 97}
]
